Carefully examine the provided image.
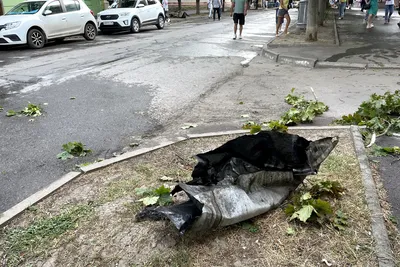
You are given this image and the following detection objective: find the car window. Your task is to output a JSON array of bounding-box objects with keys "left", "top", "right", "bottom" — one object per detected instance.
[
  {"left": 64, "top": 0, "right": 80, "bottom": 11},
  {"left": 6, "top": 1, "right": 46, "bottom": 15},
  {"left": 121, "top": 0, "right": 137, "bottom": 7},
  {"left": 138, "top": 0, "right": 147, "bottom": 6},
  {"left": 45, "top": 0, "right": 63, "bottom": 14},
  {"left": 147, "top": 0, "right": 156, "bottom": 4}
]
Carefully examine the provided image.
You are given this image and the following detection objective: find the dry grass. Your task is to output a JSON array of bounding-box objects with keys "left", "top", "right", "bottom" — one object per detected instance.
[{"left": 0, "top": 129, "right": 384, "bottom": 266}]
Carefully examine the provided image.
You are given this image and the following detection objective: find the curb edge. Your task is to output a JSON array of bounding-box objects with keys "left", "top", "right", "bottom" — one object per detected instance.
[
  {"left": 0, "top": 172, "right": 82, "bottom": 227},
  {"left": 350, "top": 125, "right": 395, "bottom": 267}
]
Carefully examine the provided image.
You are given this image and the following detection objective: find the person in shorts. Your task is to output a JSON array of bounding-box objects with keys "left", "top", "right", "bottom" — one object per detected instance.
[
  {"left": 230, "top": 0, "right": 248, "bottom": 40},
  {"left": 276, "top": 0, "right": 291, "bottom": 36}
]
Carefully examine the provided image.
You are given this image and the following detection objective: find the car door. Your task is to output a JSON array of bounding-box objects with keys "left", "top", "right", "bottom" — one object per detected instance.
[
  {"left": 41, "top": 0, "right": 68, "bottom": 37},
  {"left": 136, "top": 0, "right": 149, "bottom": 22},
  {"left": 147, "top": 0, "right": 159, "bottom": 21},
  {"left": 62, "top": 0, "right": 84, "bottom": 34}
]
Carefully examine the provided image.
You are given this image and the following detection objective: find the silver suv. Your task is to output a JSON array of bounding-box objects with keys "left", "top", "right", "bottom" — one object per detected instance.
[{"left": 97, "top": 0, "right": 165, "bottom": 34}]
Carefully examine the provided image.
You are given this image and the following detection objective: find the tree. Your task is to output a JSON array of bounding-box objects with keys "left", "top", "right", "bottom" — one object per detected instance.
[
  {"left": 196, "top": 0, "right": 200, "bottom": 14},
  {"left": 306, "top": 0, "right": 318, "bottom": 41},
  {"left": 317, "top": 0, "right": 327, "bottom": 26},
  {"left": 178, "top": 0, "right": 182, "bottom": 12}
]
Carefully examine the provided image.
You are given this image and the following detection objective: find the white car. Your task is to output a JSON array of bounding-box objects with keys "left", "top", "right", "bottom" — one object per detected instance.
[
  {"left": 97, "top": 0, "right": 165, "bottom": 34},
  {"left": 0, "top": 0, "right": 97, "bottom": 49}
]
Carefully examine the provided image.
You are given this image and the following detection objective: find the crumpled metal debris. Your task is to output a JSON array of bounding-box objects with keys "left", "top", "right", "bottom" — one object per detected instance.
[{"left": 136, "top": 131, "right": 339, "bottom": 234}]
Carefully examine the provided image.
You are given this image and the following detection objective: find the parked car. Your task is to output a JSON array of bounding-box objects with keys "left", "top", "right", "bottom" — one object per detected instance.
[
  {"left": 97, "top": 0, "right": 165, "bottom": 34},
  {"left": 0, "top": 0, "right": 97, "bottom": 49}
]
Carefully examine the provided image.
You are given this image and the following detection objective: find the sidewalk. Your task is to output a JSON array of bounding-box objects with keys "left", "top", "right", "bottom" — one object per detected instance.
[{"left": 264, "top": 8, "right": 400, "bottom": 68}]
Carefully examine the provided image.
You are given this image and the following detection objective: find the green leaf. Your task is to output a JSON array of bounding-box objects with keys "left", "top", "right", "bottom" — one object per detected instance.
[
  {"left": 300, "top": 192, "right": 312, "bottom": 201},
  {"left": 240, "top": 221, "right": 259, "bottom": 233},
  {"left": 0, "top": 106, "right": 3, "bottom": 112},
  {"left": 6, "top": 110, "right": 17, "bottom": 117},
  {"left": 286, "top": 227, "right": 295, "bottom": 236},
  {"left": 158, "top": 194, "right": 173, "bottom": 206},
  {"left": 239, "top": 101, "right": 244, "bottom": 105},
  {"left": 134, "top": 187, "right": 154, "bottom": 196},
  {"left": 57, "top": 151, "right": 74, "bottom": 160},
  {"left": 250, "top": 125, "right": 262, "bottom": 134},
  {"left": 138, "top": 196, "right": 159, "bottom": 206},
  {"left": 154, "top": 185, "right": 171, "bottom": 196},
  {"left": 290, "top": 205, "right": 315, "bottom": 222}
]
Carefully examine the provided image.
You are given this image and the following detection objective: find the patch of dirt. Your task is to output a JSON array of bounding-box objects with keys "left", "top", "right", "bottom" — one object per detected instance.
[{"left": 0, "top": 129, "right": 383, "bottom": 266}]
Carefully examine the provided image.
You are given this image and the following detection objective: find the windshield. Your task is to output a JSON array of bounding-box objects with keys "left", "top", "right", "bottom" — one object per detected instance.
[
  {"left": 120, "top": 0, "right": 138, "bottom": 7},
  {"left": 6, "top": 1, "right": 46, "bottom": 15}
]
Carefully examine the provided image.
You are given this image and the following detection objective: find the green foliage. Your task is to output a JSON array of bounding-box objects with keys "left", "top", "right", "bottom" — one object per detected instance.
[
  {"left": 3, "top": 205, "right": 93, "bottom": 266},
  {"left": 281, "top": 89, "right": 329, "bottom": 125},
  {"left": 267, "top": 120, "right": 288, "bottom": 132},
  {"left": 57, "top": 142, "right": 92, "bottom": 160},
  {"left": 20, "top": 103, "right": 42, "bottom": 117},
  {"left": 135, "top": 185, "right": 173, "bottom": 206},
  {"left": 6, "top": 110, "right": 17, "bottom": 117},
  {"left": 285, "top": 180, "right": 345, "bottom": 228},
  {"left": 239, "top": 221, "right": 259, "bottom": 233},
  {"left": 0, "top": 106, "right": 3, "bottom": 111},
  {"left": 335, "top": 90, "right": 400, "bottom": 135},
  {"left": 333, "top": 210, "right": 348, "bottom": 231},
  {"left": 242, "top": 121, "right": 263, "bottom": 134},
  {"left": 286, "top": 227, "right": 296, "bottom": 236},
  {"left": 310, "top": 180, "right": 345, "bottom": 198}
]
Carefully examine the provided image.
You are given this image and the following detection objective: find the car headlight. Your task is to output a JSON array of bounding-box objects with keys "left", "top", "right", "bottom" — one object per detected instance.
[
  {"left": 119, "top": 12, "right": 130, "bottom": 17},
  {"left": 5, "top": 21, "right": 21, "bottom": 30}
]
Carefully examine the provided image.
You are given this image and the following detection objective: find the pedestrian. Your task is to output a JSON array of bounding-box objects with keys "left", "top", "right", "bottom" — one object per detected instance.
[
  {"left": 208, "top": 0, "right": 213, "bottom": 19},
  {"left": 213, "top": 0, "right": 222, "bottom": 20},
  {"left": 348, "top": 0, "right": 353, "bottom": 9},
  {"left": 230, "top": 0, "right": 248, "bottom": 39},
  {"left": 162, "top": 0, "right": 170, "bottom": 23},
  {"left": 366, "top": 0, "right": 378, "bottom": 28},
  {"left": 361, "top": 0, "right": 366, "bottom": 11},
  {"left": 338, "top": 0, "right": 346, "bottom": 19},
  {"left": 384, "top": 0, "right": 394, "bottom": 24},
  {"left": 275, "top": 0, "right": 291, "bottom": 36}
]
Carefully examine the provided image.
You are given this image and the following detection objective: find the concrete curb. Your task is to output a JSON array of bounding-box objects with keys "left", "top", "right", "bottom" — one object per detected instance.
[
  {"left": 278, "top": 55, "right": 317, "bottom": 68},
  {"left": 0, "top": 172, "right": 81, "bottom": 227},
  {"left": 350, "top": 126, "right": 395, "bottom": 267},
  {"left": 333, "top": 16, "right": 340, "bottom": 46}
]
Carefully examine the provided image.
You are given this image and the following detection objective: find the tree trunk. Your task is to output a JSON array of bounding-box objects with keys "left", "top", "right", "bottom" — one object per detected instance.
[
  {"left": 222, "top": 0, "right": 225, "bottom": 12},
  {"left": 255, "top": 0, "right": 258, "bottom": 9},
  {"left": 178, "top": 0, "right": 182, "bottom": 12},
  {"left": 0, "top": 0, "right": 4, "bottom": 15},
  {"left": 306, "top": 0, "right": 318, "bottom": 41},
  {"left": 196, "top": 0, "right": 200, "bottom": 14},
  {"left": 317, "top": 0, "right": 326, "bottom": 26}
]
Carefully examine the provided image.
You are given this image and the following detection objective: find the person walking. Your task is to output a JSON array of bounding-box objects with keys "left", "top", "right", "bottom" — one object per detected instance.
[
  {"left": 162, "top": 0, "right": 170, "bottom": 23},
  {"left": 208, "top": 0, "right": 213, "bottom": 19},
  {"left": 366, "top": 0, "right": 378, "bottom": 28},
  {"left": 213, "top": 0, "right": 222, "bottom": 20},
  {"left": 275, "top": 0, "right": 291, "bottom": 36},
  {"left": 230, "top": 0, "right": 248, "bottom": 39},
  {"left": 361, "top": 0, "right": 366, "bottom": 11},
  {"left": 338, "top": 0, "right": 346, "bottom": 19},
  {"left": 384, "top": 0, "right": 394, "bottom": 24}
]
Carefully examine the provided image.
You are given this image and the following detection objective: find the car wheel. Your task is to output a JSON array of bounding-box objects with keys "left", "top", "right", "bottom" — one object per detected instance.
[
  {"left": 130, "top": 18, "right": 140, "bottom": 33},
  {"left": 156, "top": 15, "right": 164, "bottom": 29},
  {"left": 27, "top": 28, "right": 45, "bottom": 49},
  {"left": 83, "top": 22, "right": 97, "bottom": 41}
]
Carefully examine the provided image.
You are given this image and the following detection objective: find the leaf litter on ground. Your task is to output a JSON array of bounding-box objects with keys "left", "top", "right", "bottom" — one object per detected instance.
[{"left": 57, "top": 142, "right": 92, "bottom": 160}]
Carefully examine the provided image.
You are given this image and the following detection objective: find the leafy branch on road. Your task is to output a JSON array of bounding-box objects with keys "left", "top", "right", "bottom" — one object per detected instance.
[
  {"left": 57, "top": 142, "right": 92, "bottom": 160},
  {"left": 0, "top": 106, "right": 3, "bottom": 112},
  {"left": 5, "top": 103, "right": 43, "bottom": 117},
  {"left": 335, "top": 90, "right": 400, "bottom": 134},
  {"left": 242, "top": 88, "right": 329, "bottom": 134}
]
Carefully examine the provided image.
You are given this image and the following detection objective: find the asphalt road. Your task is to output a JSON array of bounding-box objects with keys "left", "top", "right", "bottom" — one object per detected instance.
[{"left": 0, "top": 9, "right": 291, "bottom": 212}]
